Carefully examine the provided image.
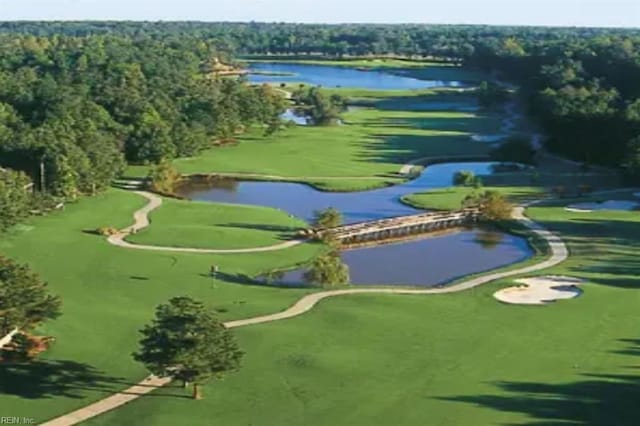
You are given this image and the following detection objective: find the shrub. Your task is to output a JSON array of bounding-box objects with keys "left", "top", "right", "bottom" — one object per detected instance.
[
  {"left": 95, "top": 226, "right": 119, "bottom": 236},
  {"left": 147, "top": 160, "right": 181, "bottom": 194},
  {"left": 453, "top": 170, "right": 476, "bottom": 186},
  {"left": 303, "top": 251, "right": 350, "bottom": 288},
  {"left": 463, "top": 190, "right": 513, "bottom": 221},
  {"left": 312, "top": 207, "right": 342, "bottom": 229}
]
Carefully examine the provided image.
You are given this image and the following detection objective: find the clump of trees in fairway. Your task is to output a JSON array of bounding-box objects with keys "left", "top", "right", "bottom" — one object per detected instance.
[
  {"left": 303, "top": 251, "right": 350, "bottom": 288},
  {"left": 134, "top": 297, "right": 243, "bottom": 400},
  {"left": 0, "top": 256, "right": 61, "bottom": 361},
  {"left": 311, "top": 207, "right": 343, "bottom": 230},
  {"left": 292, "top": 86, "right": 345, "bottom": 125},
  {"left": 463, "top": 190, "right": 514, "bottom": 221},
  {"left": 453, "top": 170, "right": 481, "bottom": 187},
  {"left": 147, "top": 160, "right": 182, "bottom": 195}
]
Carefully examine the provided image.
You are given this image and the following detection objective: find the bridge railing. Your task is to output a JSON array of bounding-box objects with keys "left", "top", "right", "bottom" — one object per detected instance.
[{"left": 322, "top": 208, "right": 481, "bottom": 240}]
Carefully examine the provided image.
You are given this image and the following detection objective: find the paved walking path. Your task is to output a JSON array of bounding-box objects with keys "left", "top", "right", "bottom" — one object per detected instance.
[
  {"left": 44, "top": 199, "right": 567, "bottom": 426},
  {"left": 107, "top": 191, "right": 305, "bottom": 254}
]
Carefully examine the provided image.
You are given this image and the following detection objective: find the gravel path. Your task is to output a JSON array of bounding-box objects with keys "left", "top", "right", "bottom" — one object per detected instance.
[
  {"left": 107, "top": 191, "right": 305, "bottom": 254},
  {"left": 44, "top": 199, "right": 567, "bottom": 426}
]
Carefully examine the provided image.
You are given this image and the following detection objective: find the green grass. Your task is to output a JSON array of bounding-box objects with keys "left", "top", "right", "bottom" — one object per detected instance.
[
  {"left": 0, "top": 190, "right": 323, "bottom": 423},
  {"left": 125, "top": 92, "right": 496, "bottom": 192},
  {"left": 126, "top": 197, "right": 306, "bottom": 249},
  {"left": 88, "top": 198, "right": 640, "bottom": 426},
  {"left": 401, "top": 186, "right": 545, "bottom": 211},
  {"left": 4, "top": 62, "right": 637, "bottom": 425}
]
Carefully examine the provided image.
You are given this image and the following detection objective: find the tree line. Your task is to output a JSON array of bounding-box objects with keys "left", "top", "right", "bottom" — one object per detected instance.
[
  {"left": 0, "top": 33, "right": 286, "bottom": 200},
  {"left": 0, "top": 33, "right": 288, "bottom": 231},
  {"left": 2, "top": 22, "right": 637, "bottom": 176}
]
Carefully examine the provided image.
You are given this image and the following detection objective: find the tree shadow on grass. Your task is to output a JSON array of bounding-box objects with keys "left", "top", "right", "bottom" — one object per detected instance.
[
  {"left": 217, "top": 223, "right": 302, "bottom": 242},
  {"left": 359, "top": 115, "right": 497, "bottom": 134},
  {"left": 0, "top": 359, "right": 192, "bottom": 400},
  {"left": 373, "top": 94, "right": 478, "bottom": 113},
  {"left": 356, "top": 133, "right": 488, "bottom": 166},
  {"left": 0, "top": 359, "right": 128, "bottom": 400},
  {"left": 198, "top": 271, "right": 311, "bottom": 289},
  {"left": 438, "top": 339, "right": 640, "bottom": 425}
]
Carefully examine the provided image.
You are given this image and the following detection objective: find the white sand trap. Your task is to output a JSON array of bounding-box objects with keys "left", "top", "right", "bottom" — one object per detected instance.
[
  {"left": 471, "top": 134, "right": 507, "bottom": 143},
  {"left": 494, "top": 275, "right": 584, "bottom": 305},
  {"left": 565, "top": 200, "right": 640, "bottom": 213}
]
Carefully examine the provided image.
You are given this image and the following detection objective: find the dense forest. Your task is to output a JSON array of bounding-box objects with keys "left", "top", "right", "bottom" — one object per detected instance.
[
  {"left": 2, "top": 22, "right": 638, "bottom": 172},
  {"left": 0, "top": 22, "right": 640, "bottom": 231},
  {"left": 0, "top": 31, "right": 286, "bottom": 199}
]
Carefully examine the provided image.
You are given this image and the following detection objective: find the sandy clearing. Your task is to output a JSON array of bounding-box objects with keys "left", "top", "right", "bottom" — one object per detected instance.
[{"left": 494, "top": 275, "right": 584, "bottom": 305}]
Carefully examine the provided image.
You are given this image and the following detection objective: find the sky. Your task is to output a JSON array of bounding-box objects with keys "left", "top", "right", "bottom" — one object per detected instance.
[{"left": 0, "top": 0, "right": 638, "bottom": 28}]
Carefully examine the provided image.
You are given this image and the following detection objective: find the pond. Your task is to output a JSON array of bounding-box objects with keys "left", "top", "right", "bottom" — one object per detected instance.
[
  {"left": 272, "top": 229, "right": 531, "bottom": 287},
  {"left": 177, "top": 162, "right": 534, "bottom": 286},
  {"left": 178, "top": 162, "right": 497, "bottom": 224},
  {"left": 248, "top": 62, "right": 464, "bottom": 90}
]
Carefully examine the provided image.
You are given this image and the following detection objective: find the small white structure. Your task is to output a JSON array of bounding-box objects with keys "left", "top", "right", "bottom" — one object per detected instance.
[
  {"left": 565, "top": 200, "right": 639, "bottom": 213},
  {"left": 494, "top": 276, "right": 584, "bottom": 305}
]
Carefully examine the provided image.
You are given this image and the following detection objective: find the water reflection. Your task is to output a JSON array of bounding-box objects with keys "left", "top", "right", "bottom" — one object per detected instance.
[
  {"left": 270, "top": 229, "right": 531, "bottom": 287},
  {"left": 474, "top": 229, "right": 505, "bottom": 249},
  {"left": 249, "top": 62, "right": 463, "bottom": 90},
  {"left": 281, "top": 108, "right": 309, "bottom": 125},
  {"left": 178, "top": 162, "right": 496, "bottom": 224}
]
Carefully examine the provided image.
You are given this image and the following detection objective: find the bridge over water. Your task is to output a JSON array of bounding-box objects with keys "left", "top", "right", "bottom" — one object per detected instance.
[{"left": 318, "top": 208, "right": 482, "bottom": 245}]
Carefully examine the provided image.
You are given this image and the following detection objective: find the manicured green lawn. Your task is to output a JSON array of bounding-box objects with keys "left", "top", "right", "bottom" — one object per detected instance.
[
  {"left": 0, "top": 190, "right": 323, "bottom": 423},
  {"left": 126, "top": 197, "right": 306, "bottom": 249},
  {"left": 125, "top": 92, "right": 497, "bottom": 192},
  {"left": 402, "top": 186, "right": 545, "bottom": 211},
  {"left": 88, "top": 198, "right": 640, "bottom": 425},
  {"left": 4, "top": 60, "right": 636, "bottom": 426}
]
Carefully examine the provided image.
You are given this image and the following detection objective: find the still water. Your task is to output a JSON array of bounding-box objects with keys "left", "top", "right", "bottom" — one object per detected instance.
[
  {"left": 184, "top": 62, "right": 531, "bottom": 286},
  {"left": 178, "top": 162, "right": 533, "bottom": 286},
  {"left": 276, "top": 230, "right": 531, "bottom": 287},
  {"left": 248, "top": 62, "right": 464, "bottom": 90},
  {"left": 179, "top": 162, "right": 495, "bottom": 224}
]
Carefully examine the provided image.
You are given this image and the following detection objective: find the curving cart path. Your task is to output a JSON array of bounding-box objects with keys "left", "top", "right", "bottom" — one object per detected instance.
[
  {"left": 44, "top": 199, "right": 567, "bottom": 426},
  {"left": 45, "top": 96, "right": 598, "bottom": 425},
  {"left": 41, "top": 79, "right": 639, "bottom": 426},
  {"left": 107, "top": 191, "right": 305, "bottom": 254}
]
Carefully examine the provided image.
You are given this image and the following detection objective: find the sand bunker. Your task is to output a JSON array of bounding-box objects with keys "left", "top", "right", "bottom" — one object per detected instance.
[
  {"left": 565, "top": 200, "right": 639, "bottom": 212},
  {"left": 471, "top": 134, "right": 507, "bottom": 143},
  {"left": 494, "top": 275, "right": 584, "bottom": 305}
]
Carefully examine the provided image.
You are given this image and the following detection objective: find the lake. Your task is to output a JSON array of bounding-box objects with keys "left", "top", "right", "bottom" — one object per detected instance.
[{"left": 248, "top": 62, "right": 464, "bottom": 90}]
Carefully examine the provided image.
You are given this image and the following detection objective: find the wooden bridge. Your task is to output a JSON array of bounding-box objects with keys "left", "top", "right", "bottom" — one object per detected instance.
[{"left": 318, "top": 208, "right": 482, "bottom": 245}]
